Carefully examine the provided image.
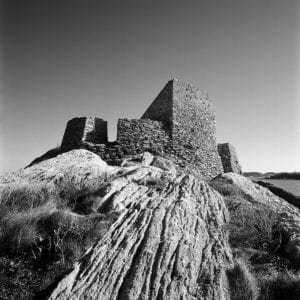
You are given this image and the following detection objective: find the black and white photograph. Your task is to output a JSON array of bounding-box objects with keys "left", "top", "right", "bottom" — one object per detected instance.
[{"left": 0, "top": 0, "right": 299, "bottom": 299}]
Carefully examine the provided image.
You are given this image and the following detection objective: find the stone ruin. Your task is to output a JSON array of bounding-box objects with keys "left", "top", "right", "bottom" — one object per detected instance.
[
  {"left": 218, "top": 143, "right": 242, "bottom": 174},
  {"left": 60, "top": 78, "right": 241, "bottom": 179}
]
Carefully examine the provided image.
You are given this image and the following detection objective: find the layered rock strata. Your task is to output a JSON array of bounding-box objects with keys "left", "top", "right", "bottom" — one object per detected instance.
[{"left": 48, "top": 154, "right": 233, "bottom": 299}]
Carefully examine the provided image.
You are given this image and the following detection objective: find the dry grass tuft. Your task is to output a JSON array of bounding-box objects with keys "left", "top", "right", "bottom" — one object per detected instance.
[
  {"left": 260, "top": 272, "right": 300, "bottom": 300},
  {"left": 227, "top": 258, "right": 258, "bottom": 300},
  {"left": 0, "top": 175, "right": 120, "bottom": 297}
]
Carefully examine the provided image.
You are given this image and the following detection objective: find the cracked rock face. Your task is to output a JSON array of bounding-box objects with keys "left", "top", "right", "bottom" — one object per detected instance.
[{"left": 49, "top": 168, "right": 233, "bottom": 299}]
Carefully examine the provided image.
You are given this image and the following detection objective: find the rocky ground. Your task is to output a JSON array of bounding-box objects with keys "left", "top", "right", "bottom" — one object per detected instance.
[{"left": 0, "top": 150, "right": 300, "bottom": 299}]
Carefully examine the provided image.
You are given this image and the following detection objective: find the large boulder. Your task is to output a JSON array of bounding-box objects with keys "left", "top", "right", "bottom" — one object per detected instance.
[
  {"left": 1, "top": 149, "right": 114, "bottom": 185},
  {"left": 49, "top": 174, "right": 233, "bottom": 299},
  {"left": 121, "top": 152, "right": 177, "bottom": 177}
]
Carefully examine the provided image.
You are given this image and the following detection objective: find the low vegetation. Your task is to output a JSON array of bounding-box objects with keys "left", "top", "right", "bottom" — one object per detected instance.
[
  {"left": 210, "top": 178, "right": 300, "bottom": 300},
  {"left": 227, "top": 258, "right": 258, "bottom": 300},
  {"left": 1, "top": 161, "right": 299, "bottom": 299},
  {"left": 0, "top": 177, "right": 120, "bottom": 298}
]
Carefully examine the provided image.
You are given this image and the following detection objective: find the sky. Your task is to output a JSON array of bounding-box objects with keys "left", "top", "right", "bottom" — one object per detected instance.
[{"left": 0, "top": 0, "right": 299, "bottom": 173}]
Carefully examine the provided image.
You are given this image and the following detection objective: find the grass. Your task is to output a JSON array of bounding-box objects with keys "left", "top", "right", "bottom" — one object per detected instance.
[
  {"left": 210, "top": 179, "right": 279, "bottom": 251},
  {"left": 0, "top": 176, "right": 120, "bottom": 298},
  {"left": 227, "top": 258, "right": 258, "bottom": 300},
  {"left": 259, "top": 272, "right": 300, "bottom": 300},
  {"left": 210, "top": 177, "right": 300, "bottom": 299},
  {"left": 227, "top": 204, "right": 278, "bottom": 251}
]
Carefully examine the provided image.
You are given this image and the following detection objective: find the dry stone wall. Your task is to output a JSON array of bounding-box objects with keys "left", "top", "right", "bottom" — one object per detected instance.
[
  {"left": 61, "top": 117, "right": 107, "bottom": 151},
  {"left": 218, "top": 143, "right": 242, "bottom": 174},
  {"left": 171, "top": 79, "right": 223, "bottom": 178},
  {"left": 60, "top": 79, "right": 227, "bottom": 180}
]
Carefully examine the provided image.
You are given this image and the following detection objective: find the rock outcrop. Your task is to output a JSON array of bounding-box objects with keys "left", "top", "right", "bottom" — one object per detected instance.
[
  {"left": 48, "top": 154, "right": 233, "bottom": 299},
  {"left": 210, "top": 173, "right": 300, "bottom": 266},
  {"left": 1, "top": 149, "right": 114, "bottom": 186}
]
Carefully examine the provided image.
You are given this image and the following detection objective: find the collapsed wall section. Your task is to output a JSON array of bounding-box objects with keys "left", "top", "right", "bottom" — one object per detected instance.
[
  {"left": 78, "top": 119, "right": 171, "bottom": 166},
  {"left": 218, "top": 143, "right": 242, "bottom": 174},
  {"left": 61, "top": 117, "right": 107, "bottom": 151}
]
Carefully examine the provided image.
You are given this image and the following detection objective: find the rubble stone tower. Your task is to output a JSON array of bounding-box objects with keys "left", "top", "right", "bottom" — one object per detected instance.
[{"left": 141, "top": 79, "right": 222, "bottom": 178}]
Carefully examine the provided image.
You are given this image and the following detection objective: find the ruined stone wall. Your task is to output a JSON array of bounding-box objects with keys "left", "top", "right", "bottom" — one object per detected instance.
[
  {"left": 60, "top": 79, "right": 225, "bottom": 180},
  {"left": 171, "top": 79, "right": 223, "bottom": 179},
  {"left": 218, "top": 143, "right": 242, "bottom": 174},
  {"left": 61, "top": 117, "right": 107, "bottom": 151},
  {"left": 77, "top": 119, "right": 171, "bottom": 166}
]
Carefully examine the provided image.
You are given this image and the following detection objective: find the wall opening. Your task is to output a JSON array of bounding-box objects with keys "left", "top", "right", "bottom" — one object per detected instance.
[{"left": 107, "top": 118, "right": 118, "bottom": 142}]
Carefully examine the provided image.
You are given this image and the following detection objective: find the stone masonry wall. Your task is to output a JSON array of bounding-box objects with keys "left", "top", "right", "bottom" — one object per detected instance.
[
  {"left": 60, "top": 79, "right": 226, "bottom": 180},
  {"left": 171, "top": 79, "right": 222, "bottom": 179},
  {"left": 61, "top": 117, "right": 107, "bottom": 151},
  {"left": 218, "top": 143, "right": 242, "bottom": 174},
  {"left": 77, "top": 119, "right": 171, "bottom": 166},
  {"left": 117, "top": 118, "right": 171, "bottom": 154}
]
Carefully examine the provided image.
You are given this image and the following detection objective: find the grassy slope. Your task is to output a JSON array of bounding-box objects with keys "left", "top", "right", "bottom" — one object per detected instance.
[
  {"left": 0, "top": 150, "right": 123, "bottom": 298},
  {"left": 210, "top": 176, "right": 300, "bottom": 299},
  {"left": 1, "top": 149, "right": 300, "bottom": 299},
  {"left": 0, "top": 181, "right": 121, "bottom": 299}
]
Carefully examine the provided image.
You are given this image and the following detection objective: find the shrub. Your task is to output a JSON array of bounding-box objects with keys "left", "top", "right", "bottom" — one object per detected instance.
[
  {"left": 260, "top": 273, "right": 300, "bottom": 300},
  {"left": 36, "top": 210, "right": 121, "bottom": 265},
  {"left": 227, "top": 259, "right": 258, "bottom": 300},
  {"left": 227, "top": 205, "right": 278, "bottom": 251},
  {"left": 0, "top": 172, "right": 120, "bottom": 297},
  {"left": 0, "top": 183, "right": 55, "bottom": 212},
  {"left": 209, "top": 180, "right": 243, "bottom": 197},
  {"left": 0, "top": 216, "right": 40, "bottom": 256}
]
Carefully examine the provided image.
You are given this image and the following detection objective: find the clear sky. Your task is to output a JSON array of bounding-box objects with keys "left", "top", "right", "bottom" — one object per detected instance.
[{"left": 1, "top": 0, "right": 299, "bottom": 173}]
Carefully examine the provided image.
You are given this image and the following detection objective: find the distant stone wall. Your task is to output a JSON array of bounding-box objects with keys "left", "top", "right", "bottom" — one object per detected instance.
[
  {"left": 61, "top": 117, "right": 107, "bottom": 151},
  {"left": 218, "top": 143, "right": 242, "bottom": 174},
  {"left": 60, "top": 79, "right": 225, "bottom": 180}
]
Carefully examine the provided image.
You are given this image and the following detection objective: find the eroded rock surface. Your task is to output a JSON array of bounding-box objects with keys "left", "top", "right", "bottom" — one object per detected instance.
[
  {"left": 49, "top": 173, "right": 233, "bottom": 299},
  {"left": 1, "top": 149, "right": 114, "bottom": 185}
]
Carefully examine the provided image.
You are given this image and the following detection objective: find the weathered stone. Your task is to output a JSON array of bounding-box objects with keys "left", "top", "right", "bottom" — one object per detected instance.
[
  {"left": 49, "top": 170, "right": 233, "bottom": 299},
  {"left": 57, "top": 79, "right": 223, "bottom": 180},
  {"left": 150, "top": 155, "right": 176, "bottom": 177},
  {"left": 1, "top": 149, "right": 114, "bottom": 187},
  {"left": 217, "top": 143, "right": 242, "bottom": 174},
  {"left": 61, "top": 117, "right": 107, "bottom": 151}
]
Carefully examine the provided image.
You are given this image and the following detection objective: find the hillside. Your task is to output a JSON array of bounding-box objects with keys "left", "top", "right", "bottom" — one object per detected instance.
[{"left": 1, "top": 150, "right": 300, "bottom": 299}]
